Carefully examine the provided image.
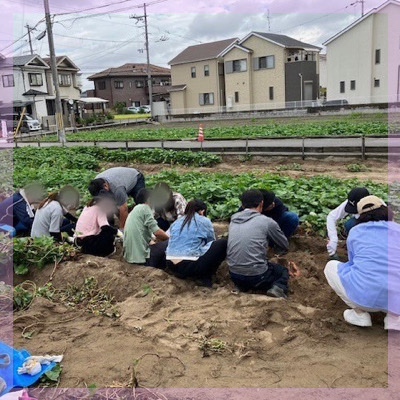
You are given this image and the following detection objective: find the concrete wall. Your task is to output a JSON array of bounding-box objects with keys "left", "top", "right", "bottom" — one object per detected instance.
[{"left": 170, "top": 59, "right": 221, "bottom": 113}]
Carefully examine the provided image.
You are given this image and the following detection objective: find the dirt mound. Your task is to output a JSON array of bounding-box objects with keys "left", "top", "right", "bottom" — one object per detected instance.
[{"left": 12, "top": 234, "right": 388, "bottom": 389}]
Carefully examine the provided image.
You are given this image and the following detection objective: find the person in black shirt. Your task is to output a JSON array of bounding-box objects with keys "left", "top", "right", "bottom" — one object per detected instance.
[
  {"left": 238, "top": 189, "right": 299, "bottom": 239},
  {"left": 259, "top": 189, "right": 299, "bottom": 238}
]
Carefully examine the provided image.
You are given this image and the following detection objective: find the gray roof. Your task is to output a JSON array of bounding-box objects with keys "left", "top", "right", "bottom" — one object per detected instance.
[
  {"left": 249, "top": 32, "right": 321, "bottom": 50},
  {"left": 169, "top": 38, "right": 238, "bottom": 65},
  {"left": 12, "top": 55, "right": 40, "bottom": 66}
]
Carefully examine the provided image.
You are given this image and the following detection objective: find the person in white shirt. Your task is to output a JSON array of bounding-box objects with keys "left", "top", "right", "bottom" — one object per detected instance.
[{"left": 326, "top": 187, "right": 369, "bottom": 257}]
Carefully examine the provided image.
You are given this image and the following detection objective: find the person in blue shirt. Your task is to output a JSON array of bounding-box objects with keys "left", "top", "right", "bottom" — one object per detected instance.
[
  {"left": 166, "top": 199, "right": 227, "bottom": 287},
  {"left": 324, "top": 195, "right": 400, "bottom": 331},
  {"left": 0, "top": 184, "right": 45, "bottom": 236}
]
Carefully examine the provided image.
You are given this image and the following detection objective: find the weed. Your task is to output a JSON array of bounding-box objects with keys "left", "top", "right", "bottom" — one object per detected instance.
[{"left": 346, "top": 163, "right": 369, "bottom": 172}]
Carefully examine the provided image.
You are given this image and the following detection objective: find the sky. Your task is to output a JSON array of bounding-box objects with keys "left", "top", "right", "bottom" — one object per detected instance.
[{"left": 0, "top": 0, "right": 385, "bottom": 90}]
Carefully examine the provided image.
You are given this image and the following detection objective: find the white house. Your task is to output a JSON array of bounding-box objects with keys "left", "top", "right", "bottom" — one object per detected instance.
[
  {"left": 323, "top": 0, "right": 400, "bottom": 104},
  {"left": 0, "top": 54, "right": 82, "bottom": 129}
]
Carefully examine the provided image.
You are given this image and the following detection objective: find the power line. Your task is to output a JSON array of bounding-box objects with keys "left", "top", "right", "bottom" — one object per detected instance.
[
  {"left": 54, "top": 33, "right": 143, "bottom": 43},
  {"left": 54, "top": 0, "right": 143, "bottom": 16}
]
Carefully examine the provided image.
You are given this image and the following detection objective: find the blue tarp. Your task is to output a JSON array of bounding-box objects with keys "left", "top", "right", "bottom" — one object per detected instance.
[{"left": 0, "top": 342, "right": 55, "bottom": 396}]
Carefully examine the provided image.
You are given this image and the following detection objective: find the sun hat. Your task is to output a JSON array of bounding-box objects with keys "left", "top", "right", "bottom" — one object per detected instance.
[{"left": 345, "top": 187, "right": 370, "bottom": 214}]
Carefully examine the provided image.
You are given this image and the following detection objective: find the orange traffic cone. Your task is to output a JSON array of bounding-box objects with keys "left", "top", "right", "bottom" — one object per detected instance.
[{"left": 197, "top": 123, "right": 204, "bottom": 142}]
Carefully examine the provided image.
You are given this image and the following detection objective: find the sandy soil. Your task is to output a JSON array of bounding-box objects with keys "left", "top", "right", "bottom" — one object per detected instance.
[{"left": 11, "top": 230, "right": 388, "bottom": 389}]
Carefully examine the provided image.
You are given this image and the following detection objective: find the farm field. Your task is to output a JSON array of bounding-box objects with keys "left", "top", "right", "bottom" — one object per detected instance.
[
  {"left": 1, "top": 145, "right": 397, "bottom": 391},
  {"left": 19, "top": 112, "right": 399, "bottom": 142}
]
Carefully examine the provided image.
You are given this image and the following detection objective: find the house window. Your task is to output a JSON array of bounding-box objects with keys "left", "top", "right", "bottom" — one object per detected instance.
[
  {"left": 375, "top": 49, "right": 381, "bottom": 64},
  {"left": 232, "top": 59, "right": 247, "bottom": 72},
  {"left": 98, "top": 80, "right": 106, "bottom": 90},
  {"left": 340, "top": 81, "right": 345, "bottom": 93},
  {"left": 132, "top": 101, "right": 140, "bottom": 107},
  {"left": 160, "top": 79, "right": 170, "bottom": 86},
  {"left": 258, "top": 55, "right": 275, "bottom": 69},
  {"left": 374, "top": 79, "right": 380, "bottom": 87},
  {"left": 191, "top": 67, "right": 196, "bottom": 78},
  {"left": 199, "top": 92, "right": 214, "bottom": 105},
  {"left": 204, "top": 65, "right": 209, "bottom": 77},
  {"left": 135, "top": 80, "right": 144, "bottom": 88},
  {"left": 114, "top": 81, "right": 124, "bottom": 89},
  {"left": 2, "top": 74, "right": 14, "bottom": 87},
  {"left": 28, "top": 73, "right": 43, "bottom": 86},
  {"left": 350, "top": 80, "right": 356, "bottom": 90},
  {"left": 234, "top": 91, "right": 239, "bottom": 103},
  {"left": 269, "top": 86, "right": 274, "bottom": 100},
  {"left": 58, "top": 74, "right": 71, "bottom": 86}
]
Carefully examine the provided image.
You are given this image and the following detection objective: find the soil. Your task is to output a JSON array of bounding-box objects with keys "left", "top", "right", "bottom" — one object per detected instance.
[
  {"left": 107, "top": 156, "right": 392, "bottom": 184},
  {"left": 10, "top": 228, "right": 388, "bottom": 389}
]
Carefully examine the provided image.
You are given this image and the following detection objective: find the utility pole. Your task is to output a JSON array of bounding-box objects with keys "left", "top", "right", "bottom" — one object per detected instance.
[
  {"left": 130, "top": 2, "right": 153, "bottom": 118},
  {"left": 361, "top": 0, "right": 365, "bottom": 16},
  {"left": 25, "top": 25, "right": 34, "bottom": 55},
  {"left": 43, "top": 0, "right": 66, "bottom": 143},
  {"left": 143, "top": 3, "right": 153, "bottom": 116}
]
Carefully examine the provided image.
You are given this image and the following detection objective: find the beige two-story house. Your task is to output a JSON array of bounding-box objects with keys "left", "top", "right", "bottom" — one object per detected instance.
[
  {"left": 168, "top": 32, "right": 321, "bottom": 114},
  {"left": 168, "top": 38, "right": 238, "bottom": 114}
]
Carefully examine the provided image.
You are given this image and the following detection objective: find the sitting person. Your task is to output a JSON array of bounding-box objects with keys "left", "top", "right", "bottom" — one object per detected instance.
[
  {"left": 228, "top": 189, "right": 290, "bottom": 298},
  {"left": 239, "top": 189, "right": 299, "bottom": 239},
  {"left": 31, "top": 186, "right": 79, "bottom": 241},
  {"left": 0, "top": 183, "right": 45, "bottom": 236},
  {"left": 326, "top": 187, "right": 370, "bottom": 258},
  {"left": 88, "top": 167, "right": 145, "bottom": 229},
  {"left": 166, "top": 199, "right": 227, "bottom": 287},
  {"left": 123, "top": 188, "right": 169, "bottom": 267},
  {"left": 74, "top": 192, "right": 118, "bottom": 257},
  {"left": 151, "top": 182, "right": 187, "bottom": 231},
  {"left": 324, "top": 196, "right": 400, "bottom": 330}
]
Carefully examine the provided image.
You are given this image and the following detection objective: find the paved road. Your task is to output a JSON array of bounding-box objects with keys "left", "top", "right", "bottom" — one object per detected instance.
[{"left": 10, "top": 136, "right": 398, "bottom": 157}]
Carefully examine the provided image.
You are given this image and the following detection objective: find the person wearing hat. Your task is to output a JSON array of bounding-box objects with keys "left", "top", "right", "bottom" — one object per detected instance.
[
  {"left": 326, "top": 187, "right": 370, "bottom": 257},
  {"left": 324, "top": 195, "right": 400, "bottom": 330},
  {"left": 238, "top": 189, "right": 299, "bottom": 239}
]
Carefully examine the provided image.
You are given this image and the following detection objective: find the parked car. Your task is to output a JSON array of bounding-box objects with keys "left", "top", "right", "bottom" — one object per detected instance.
[
  {"left": 126, "top": 106, "right": 140, "bottom": 113},
  {"left": 0, "top": 113, "right": 41, "bottom": 132},
  {"left": 141, "top": 105, "right": 151, "bottom": 113}
]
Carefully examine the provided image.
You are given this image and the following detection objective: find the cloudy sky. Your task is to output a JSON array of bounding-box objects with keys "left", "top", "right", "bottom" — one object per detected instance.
[{"left": 1, "top": 0, "right": 384, "bottom": 90}]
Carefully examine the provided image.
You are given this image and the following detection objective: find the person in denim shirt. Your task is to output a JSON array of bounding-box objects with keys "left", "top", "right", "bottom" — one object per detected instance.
[{"left": 166, "top": 199, "right": 227, "bottom": 287}]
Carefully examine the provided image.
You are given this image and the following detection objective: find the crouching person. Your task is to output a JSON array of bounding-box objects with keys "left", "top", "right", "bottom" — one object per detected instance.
[
  {"left": 75, "top": 193, "right": 118, "bottom": 257},
  {"left": 166, "top": 199, "right": 227, "bottom": 287},
  {"left": 228, "top": 189, "right": 290, "bottom": 299},
  {"left": 123, "top": 188, "right": 169, "bottom": 268},
  {"left": 324, "top": 196, "right": 400, "bottom": 330}
]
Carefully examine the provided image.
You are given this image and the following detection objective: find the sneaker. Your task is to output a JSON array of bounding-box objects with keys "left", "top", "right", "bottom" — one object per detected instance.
[
  {"left": 266, "top": 285, "right": 287, "bottom": 299},
  {"left": 384, "top": 314, "right": 400, "bottom": 331},
  {"left": 343, "top": 309, "right": 372, "bottom": 327}
]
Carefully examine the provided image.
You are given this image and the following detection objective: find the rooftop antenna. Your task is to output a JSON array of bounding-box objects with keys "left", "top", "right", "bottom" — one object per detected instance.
[{"left": 267, "top": 9, "right": 271, "bottom": 32}]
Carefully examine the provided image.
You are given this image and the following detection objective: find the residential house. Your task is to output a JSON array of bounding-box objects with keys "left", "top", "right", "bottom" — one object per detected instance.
[
  {"left": 168, "top": 32, "right": 321, "bottom": 114},
  {"left": 88, "top": 63, "right": 171, "bottom": 108},
  {"left": 42, "top": 56, "right": 82, "bottom": 127},
  {"left": 5, "top": 54, "right": 50, "bottom": 119},
  {"left": 319, "top": 53, "right": 327, "bottom": 98},
  {"left": 168, "top": 38, "right": 238, "bottom": 114},
  {"left": 323, "top": 0, "right": 400, "bottom": 104},
  {"left": 0, "top": 54, "right": 82, "bottom": 128}
]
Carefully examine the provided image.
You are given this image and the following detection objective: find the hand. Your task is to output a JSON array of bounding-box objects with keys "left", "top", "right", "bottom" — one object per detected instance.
[
  {"left": 288, "top": 261, "right": 301, "bottom": 278},
  {"left": 117, "top": 230, "right": 124, "bottom": 239},
  {"left": 326, "top": 240, "right": 337, "bottom": 256}
]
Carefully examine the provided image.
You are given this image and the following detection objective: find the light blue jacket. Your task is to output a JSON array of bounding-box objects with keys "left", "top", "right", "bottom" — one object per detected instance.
[
  {"left": 338, "top": 221, "right": 400, "bottom": 314},
  {"left": 166, "top": 214, "right": 215, "bottom": 259}
]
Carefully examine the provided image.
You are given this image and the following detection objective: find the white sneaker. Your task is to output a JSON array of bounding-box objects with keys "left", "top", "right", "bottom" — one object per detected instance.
[
  {"left": 343, "top": 309, "right": 372, "bottom": 327},
  {"left": 384, "top": 314, "right": 400, "bottom": 331}
]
